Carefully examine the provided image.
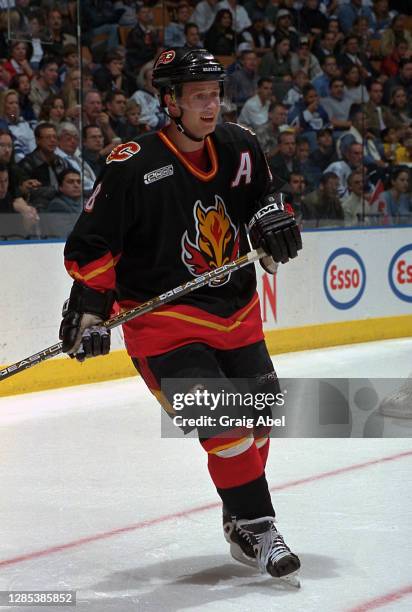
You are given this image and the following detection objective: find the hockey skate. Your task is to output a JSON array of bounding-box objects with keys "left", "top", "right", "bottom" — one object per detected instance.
[
  {"left": 237, "top": 516, "right": 301, "bottom": 587},
  {"left": 223, "top": 507, "right": 258, "bottom": 568}
]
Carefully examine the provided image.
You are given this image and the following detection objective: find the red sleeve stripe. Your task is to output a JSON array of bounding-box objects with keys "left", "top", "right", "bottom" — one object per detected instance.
[{"left": 64, "top": 252, "right": 121, "bottom": 290}]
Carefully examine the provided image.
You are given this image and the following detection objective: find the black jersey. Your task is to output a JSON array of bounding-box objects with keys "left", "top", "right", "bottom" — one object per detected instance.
[{"left": 64, "top": 122, "right": 272, "bottom": 357}]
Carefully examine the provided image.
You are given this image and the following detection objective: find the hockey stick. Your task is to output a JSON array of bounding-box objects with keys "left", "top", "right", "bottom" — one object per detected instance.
[{"left": 0, "top": 247, "right": 268, "bottom": 382}]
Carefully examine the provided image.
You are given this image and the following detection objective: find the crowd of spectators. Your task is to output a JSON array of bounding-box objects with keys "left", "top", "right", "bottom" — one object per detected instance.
[{"left": 0, "top": 0, "right": 412, "bottom": 239}]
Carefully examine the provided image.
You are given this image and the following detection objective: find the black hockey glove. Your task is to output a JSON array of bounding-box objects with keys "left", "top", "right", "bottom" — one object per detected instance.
[
  {"left": 59, "top": 281, "right": 115, "bottom": 362},
  {"left": 248, "top": 192, "right": 302, "bottom": 272}
]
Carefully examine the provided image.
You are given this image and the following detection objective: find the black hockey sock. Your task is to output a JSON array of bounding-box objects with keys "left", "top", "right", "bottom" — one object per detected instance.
[{"left": 217, "top": 474, "right": 275, "bottom": 520}]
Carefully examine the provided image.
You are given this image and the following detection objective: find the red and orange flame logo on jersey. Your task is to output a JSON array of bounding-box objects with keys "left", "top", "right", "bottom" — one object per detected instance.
[
  {"left": 181, "top": 196, "right": 239, "bottom": 287},
  {"left": 106, "top": 141, "right": 140, "bottom": 164}
]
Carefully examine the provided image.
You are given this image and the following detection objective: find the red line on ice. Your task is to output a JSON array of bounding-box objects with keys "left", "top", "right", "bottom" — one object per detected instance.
[
  {"left": 347, "top": 584, "right": 412, "bottom": 611},
  {"left": 0, "top": 449, "right": 411, "bottom": 569}
]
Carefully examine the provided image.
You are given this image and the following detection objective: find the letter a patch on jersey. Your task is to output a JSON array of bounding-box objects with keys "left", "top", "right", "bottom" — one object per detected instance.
[
  {"left": 106, "top": 141, "right": 141, "bottom": 164},
  {"left": 231, "top": 151, "right": 252, "bottom": 187}
]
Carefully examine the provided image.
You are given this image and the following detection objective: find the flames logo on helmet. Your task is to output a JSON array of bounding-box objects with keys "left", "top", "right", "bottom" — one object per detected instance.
[
  {"left": 156, "top": 50, "right": 176, "bottom": 66},
  {"left": 181, "top": 196, "right": 239, "bottom": 287}
]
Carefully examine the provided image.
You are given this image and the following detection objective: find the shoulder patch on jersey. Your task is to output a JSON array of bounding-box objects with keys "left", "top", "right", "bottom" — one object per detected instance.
[{"left": 106, "top": 141, "right": 141, "bottom": 164}]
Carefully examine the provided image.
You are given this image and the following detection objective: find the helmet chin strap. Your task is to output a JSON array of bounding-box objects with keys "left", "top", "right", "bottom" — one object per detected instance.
[{"left": 173, "top": 109, "right": 205, "bottom": 143}]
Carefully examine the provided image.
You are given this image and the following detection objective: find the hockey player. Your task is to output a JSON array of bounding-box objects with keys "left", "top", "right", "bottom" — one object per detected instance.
[{"left": 59, "top": 48, "right": 302, "bottom": 584}]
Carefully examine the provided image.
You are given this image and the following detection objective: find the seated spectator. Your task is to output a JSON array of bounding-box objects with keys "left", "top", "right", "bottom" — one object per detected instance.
[
  {"left": 327, "top": 16, "right": 345, "bottom": 46},
  {"left": 369, "top": 0, "right": 396, "bottom": 38},
  {"left": 126, "top": 5, "right": 160, "bottom": 73},
  {"left": 324, "top": 141, "right": 363, "bottom": 197},
  {"left": 9, "top": 73, "right": 35, "bottom": 122},
  {"left": 216, "top": 0, "right": 251, "bottom": 35},
  {"left": 268, "top": 130, "right": 300, "bottom": 190},
  {"left": 0, "top": 89, "right": 36, "bottom": 162},
  {"left": 383, "top": 58, "right": 412, "bottom": 106},
  {"left": 342, "top": 170, "right": 366, "bottom": 225},
  {"left": 296, "top": 135, "right": 315, "bottom": 189},
  {"left": 299, "top": 0, "right": 329, "bottom": 37},
  {"left": 337, "top": 35, "right": 374, "bottom": 80},
  {"left": 18, "top": 122, "right": 69, "bottom": 211},
  {"left": 38, "top": 94, "right": 67, "bottom": 128},
  {"left": 55, "top": 122, "right": 95, "bottom": 194},
  {"left": 82, "top": 0, "right": 122, "bottom": 52},
  {"left": 105, "top": 89, "right": 128, "bottom": 140},
  {"left": 343, "top": 64, "right": 369, "bottom": 106},
  {"left": 93, "top": 51, "right": 131, "bottom": 95},
  {"left": 192, "top": 0, "right": 219, "bottom": 37},
  {"left": 227, "top": 50, "right": 259, "bottom": 109},
  {"left": 380, "top": 166, "right": 412, "bottom": 224},
  {"left": 46, "top": 168, "right": 82, "bottom": 238},
  {"left": 381, "top": 39, "right": 411, "bottom": 78},
  {"left": 307, "top": 127, "right": 337, "bottom": 183},
  {"left": 238, "top": 77, "right": 273, "bottom": 129},
  {"left": 165, "top": 3, "right": 192, "bottom": 48},
  {"left": 82, "top": 125, "right": 108, "bottom": 178},
  {"left": 312, "top": 55, "right": 339, "bottom": 98},
  {"left": 272, "top": 0, "right": 300, "bottom": 30},
  {"left": 394, "top": 136, "right": 412, "bottom": 165},
  {"left": 290, "top": 36, "right": 322, "bottom": 80},
  {"left": 29, "top": 56, "right": 59, "bottom": 118},
  {"left": 283, "top": 70, "right": 309, "bottom": 107},
  {"left": 288, "top": 85, "right": 329, "bottom": 146},
  {"left": 272, "top": 8, "right": 300, "bottom": 51},
  {"left": 130, "top": 63, "right": 167, "bottom": 131},
  {"left": 123, "top": 99, "right": 146, "bottom": 140},
  {"left": 27, "top": 10, "right": 45, "bottom": 71},
  {"left": 382, "top": 126, "right": 403, "bottom": 163},
  {"left": 255, "top": 102, "right": 289, "bottom": 157},
  {"left": 338, "top": 0, "right": 372, "bottom": 35},
  {"left": 284, "top": 171, "right": 309, "bottom": 224},
  {"left": 46, "top": 8, "right": 76, "bottom": 62},
  {"left": 320, "top": 77, "right": 353, "bottom": 131},
  {"left": 388, "top": 86, "right": 412, "bottom": 127},
  {"left": 204, "top": 9, "right": 236, "bottom": 56},
  {"left": 380, "top": 14, "right": 412, "bottom": 57},
  {"left": 313, "top": 30, "right": 339, "bottom": 64},
  {"left": 83, "top": 89, "right": 117, "bottom": 146},
  {"left": 303, "top": 171, "right": 344, "bottom": 226},
  {"left": 58, "top": 44, "right": 79, "bottom": 87},
  {"left": 3, "top": 41, "right": 33, "bottom": 81},
  {"left": 352, "top": 16, "right": 374, "bottom": 54},
  {"left": 338, "top": 105, "right": 386, "bottom": 168},
  {"left": 364, "top": 80, "right": 402, "bottom": 137},
  {"left": 0, "top": 164, "right": 14, "bottom": 213},
  {"left": 0, "top": 59, "right": 11, "bottom": 91},
  {"left": 0, "top": 130, "right": 39, "bottom": 229},
  {"left": 259, "top": 37, "right": 294, "bottom": 85},
  {"left": 113, "top": 0, "right": 138, "bottom": 27},
  {"left": 184, "top": 23, "right": 202, "bottom": 49},
  {"left": 61, "top": 67, "right": 81, "bottom": 123},
  {"left": 242, "top": 15, "right": 275, "bottom": 55}
]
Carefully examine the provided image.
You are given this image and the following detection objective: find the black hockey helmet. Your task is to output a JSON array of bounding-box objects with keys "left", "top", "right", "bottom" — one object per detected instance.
[{"left": 152, "top": 48, "right": 225, "bottom": 97}]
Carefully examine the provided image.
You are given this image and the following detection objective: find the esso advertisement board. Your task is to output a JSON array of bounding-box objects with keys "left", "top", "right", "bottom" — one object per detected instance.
[
  {"left": 323, "top": 248, "right": 366, "bottom": 310},
  {"left": 388, "top": 244, "right": 412, "bottom": 303}
]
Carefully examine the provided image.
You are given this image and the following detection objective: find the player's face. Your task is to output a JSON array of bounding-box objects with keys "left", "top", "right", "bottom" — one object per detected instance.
[{"left": 177, "top": 81, "right": 221, "bottom": 137}]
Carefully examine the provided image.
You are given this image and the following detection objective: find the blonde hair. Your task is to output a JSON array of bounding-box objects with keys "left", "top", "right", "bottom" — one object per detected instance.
[{"left": 0, "top": 89, "right": 19, "bottom": 117}]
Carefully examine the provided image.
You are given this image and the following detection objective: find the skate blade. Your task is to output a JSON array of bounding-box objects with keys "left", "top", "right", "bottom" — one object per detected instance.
[
  {"left": 230, "top": 542, "right": 258, "bottom": 568},
  {"left": 278, "top": 571, "right": 301, "bottom": 588}
]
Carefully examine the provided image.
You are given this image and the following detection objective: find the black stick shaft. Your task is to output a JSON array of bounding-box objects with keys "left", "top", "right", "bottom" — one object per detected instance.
[{"left": 0, "top": 248, "right": 267, "bottom": 382}]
